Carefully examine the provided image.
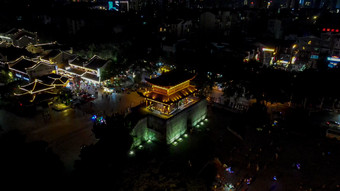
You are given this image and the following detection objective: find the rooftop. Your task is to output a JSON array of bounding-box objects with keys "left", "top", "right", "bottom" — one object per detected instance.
[
  {"left": 82, "top": 72, "right": 99, "bottom": 82},
  {"left": 34, "top": 42, "right": 71, "bottom": 51},
  {"left": 0, "top": 46, "right": 34, "bottom": 62},
  {"left": 69, "top": 56, "right": 87, "bottom": 67},
  {"left": 19, "top": 79, "right": 54, "bottom": 94},
  {"left": 11, "top": 29, "right": 36, "bottom": 40},
  {"left": 38, "top": 74, "right": 69, "bottom": 86},
  {"left": 42, "top": 49, "right": 61, "bottom": 60},
  {"left": 86, "top": 55, "right": 108, "bottom": 70},
  {"left": 46, "top": 73, "right": 62, "bottom": 79},
  {"left": 145, "top": 70, "right": 196, "bottom": 87},
  {"left": 10, "top": 58, "right": 37, "bottom": 73}
]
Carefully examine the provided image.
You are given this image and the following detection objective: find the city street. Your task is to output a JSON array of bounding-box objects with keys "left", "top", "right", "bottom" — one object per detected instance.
[
  {"left": 0, "top": 108, "right": 96, "bottom": 172},
  {"left": 0, "top": 90, "right": 145, "bottom": 172}
]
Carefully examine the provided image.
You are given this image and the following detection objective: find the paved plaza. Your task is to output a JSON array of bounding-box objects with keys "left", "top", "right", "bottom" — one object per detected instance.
[{"left": 78, "top": 89, "right": 144, "bottom": 116}]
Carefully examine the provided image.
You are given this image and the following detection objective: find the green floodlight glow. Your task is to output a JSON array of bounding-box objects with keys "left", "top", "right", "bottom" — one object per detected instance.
[
  {"left": 204, "top": 118, "right": 208, "bottom": 122},
  {"left": 138, "top": 145, "right": 143, "bottom": 149},
  {"left": 200, "top": 121, "right": 204, "bottom": 125},
  {"left": 172, "top": 141, "right": 178, "bottom": 146},
  {"left": 184, "top": 134, "right": 188, "bottom": 138},
  {"left": 129, "top": 150, "right": 135, "bottom": 156},
  {"left": 196, "top": 124, "right": 200, "bottom": 128},
  {"left": 178, "top": 138, "right": 183, "bottom": 142},
  {"left": 147, "top": 139, "right": 152, "bottom": 144}
]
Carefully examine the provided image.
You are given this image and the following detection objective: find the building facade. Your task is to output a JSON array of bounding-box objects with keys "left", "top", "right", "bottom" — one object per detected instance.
[{"left": 132, "top": 70, "right": 207, "bottom": 145}]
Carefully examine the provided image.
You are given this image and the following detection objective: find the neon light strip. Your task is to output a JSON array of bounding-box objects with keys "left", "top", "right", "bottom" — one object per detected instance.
[
  {"left": 146, "top": 98, "right": 170, "bottom": 106},
  {"left": 59, "top": 68, "right": 85, "bottom": 76},
  {"left": 69, "top": 64, "right": 97, "bottom": 72},
  {"left": 327, "top": 57, "right": 340, "bottom": 62},
  {"left": 81, "top": 76, "right": 100, "bottom": 83},
  {"left": 262, "top": 48, "right": 275, "bottom": 52},
  {"left": 10, "top": 67, "right": 28, "bottom": 75}
]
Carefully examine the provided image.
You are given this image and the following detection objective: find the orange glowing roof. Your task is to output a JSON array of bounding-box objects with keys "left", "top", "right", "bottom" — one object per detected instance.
[{"left": 139, "top": 85, "right": 197, "bottom": 103}]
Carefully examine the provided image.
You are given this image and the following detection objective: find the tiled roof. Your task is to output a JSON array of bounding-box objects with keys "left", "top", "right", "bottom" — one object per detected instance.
[
  {"left": 85, "top": 56, "right": 107, "bottom": 70},
  {"left": 10, "top": 58, "right": 37, "bottom": 73},
  {"left": 38, "top": 74, "right": 69, "bottom": 86},
  {"left": 0, "top": 46, "right": 34, "bottom": 62},
  {"left": 42, "top": 49, "right": 61, "bottom": 60},
  {"left": 46, "top": 73, "right": 62, "bottom": 79},
  {"left": 69, "top": 56, "right": 87, "bottom": 67},
  {"left": 13, "top": 30, "right": 36, "bottom": 40},
  {"left": 19, "top": 80, "right": 54, "bottom": 94}
]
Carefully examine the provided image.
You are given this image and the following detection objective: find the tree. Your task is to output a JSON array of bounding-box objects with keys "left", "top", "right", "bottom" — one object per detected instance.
[
  {"left": 100, "top": 60, "right": 117, "bottom": 81},
  {"left": 74, "top": 115, "right": 133, "bottom": 187},
  {"left": 58, "top": 88, "right": 72, "bottom": 104},
  {"left": 0, "top": 69, "right": 13, "bottom": 85},
  {"left": 0, "top": 130, "right": 64, "bottom": 186}
]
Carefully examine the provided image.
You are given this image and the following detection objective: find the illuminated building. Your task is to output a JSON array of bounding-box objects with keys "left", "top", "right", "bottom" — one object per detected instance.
[
  {"left": 8, "top": 56, "right": 57, "bottom": 81},
  {"left": 0, "top": 28, "right": 38, "bottom": 48},
  {"left": 38, "top": 73, "right": 70, "bottom": 88},
  {"left": 0, "top": 45, "right": 34, "bottom": 65},
  {"left": 14, "top": 73, "right": 69, "bottom": 105},
  {"left": 141, "top": 70, "right": 198, "bottom": 115},
  {"left": 131, "top": 70, "right": 207, "bottom": 145},
  {"left": 60, "top": 55, "right": 109, "bottom": 85},
  {"left": 327, "top": 56, "right": 340, "bottom": 68},
  {"left": 261, "top": 47, "right": 276, "bottom": 66}
]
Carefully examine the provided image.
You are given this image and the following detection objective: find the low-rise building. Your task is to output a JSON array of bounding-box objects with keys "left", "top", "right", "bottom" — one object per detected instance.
[
  {"left": 0, "top": 45, "right": 34, "bottom": 66},
  {"left": 61, "top": 55, "right": 109, "bottom": 85},
  {"left": 1, "top": 28, "right": 38, "bottom": 48},
  {"left": 8, "top": 57, "right": 56, "bottom": 81}
]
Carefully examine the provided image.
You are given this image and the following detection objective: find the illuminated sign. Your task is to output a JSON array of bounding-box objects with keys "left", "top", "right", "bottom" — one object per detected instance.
[
  {"left": 327, "top": 56, "right": 340, "bottom": 62},
  {"left": 322, "top": 28, "right": 340, "bottom": 32},
  {"left": 291, "top": 56, "right": 297, "bottom": 64},
  {"left": 328, "top": 63, "right": 337, "bottom": 68},
  {"left": 15, "top": 73, "right": 29, "bottom": 81},
  {"left": 108, "top": 1, "right": 119, "bottom": 11},
  {"left": 108, "top": 1, "right": 113, "bottom": 10},
  {"left": 310, "top": 55, "right": 319, "bottom": 59}
]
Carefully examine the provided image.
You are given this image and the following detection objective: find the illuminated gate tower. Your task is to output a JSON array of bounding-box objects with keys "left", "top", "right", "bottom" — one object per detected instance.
[
  {"left": 142, "top": 71, "right": 198, "bottom": 115},
  {"left": 133, "top": 70, "right": 207, "bottom": 145}
]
